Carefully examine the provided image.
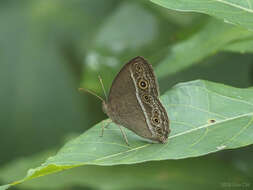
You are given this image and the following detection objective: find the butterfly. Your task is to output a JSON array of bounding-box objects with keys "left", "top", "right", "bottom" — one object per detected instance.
[{"left": 80, "top": 56, "right": 170, "bottom": 145}]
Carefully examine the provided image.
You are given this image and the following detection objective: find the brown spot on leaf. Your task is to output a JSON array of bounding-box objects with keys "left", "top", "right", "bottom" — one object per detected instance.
[{"left": 208, "top": 119, "right": 216, "bottom": 124}]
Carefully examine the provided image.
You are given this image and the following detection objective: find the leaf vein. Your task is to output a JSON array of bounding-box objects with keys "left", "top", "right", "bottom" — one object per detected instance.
[
  {"left": 213, "top": 0, "right": 253, "bottom": 13},
  {"left": 167, "top": 103, "right": 227, "bottom": 119},
  {"left": 168, "top": 112, "right": 253, "bottom": 139},
  {"left": 224, "top": 116, "right": 253, "bottom": 146},
  {"left": 201, "top": 83, "right": 253, "bottom": 106},
  {"left": 93, "top": 144, "right": 150, "bottom": 162}
]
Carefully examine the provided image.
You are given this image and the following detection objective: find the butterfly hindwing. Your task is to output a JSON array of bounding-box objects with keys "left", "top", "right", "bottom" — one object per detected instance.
[{"left": 104, "top": 56, "right": 169, "bottom": 143}]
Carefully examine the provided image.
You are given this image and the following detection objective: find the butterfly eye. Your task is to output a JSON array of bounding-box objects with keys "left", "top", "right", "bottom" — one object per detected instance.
[
  {"left": 152, "top": 116, "right": 160, "bottom": 125},
  {"left": 138, "top": 79, "right": 148, "bottom": 89}
]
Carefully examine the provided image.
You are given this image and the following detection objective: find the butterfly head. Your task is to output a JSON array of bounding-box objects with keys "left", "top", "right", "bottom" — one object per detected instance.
[{"left": 102, "top": 101, "right": 109, "bottom": 115}]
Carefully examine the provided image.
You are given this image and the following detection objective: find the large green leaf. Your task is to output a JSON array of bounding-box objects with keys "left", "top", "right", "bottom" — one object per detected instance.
[
  {"left": 155, "top": 19, "right": 253, "bottom": 78},
  {"left": 0, "top": 149, "right": 251, "bottom": 190},
  {"left": 0, "top": 186, "right": 10, "bottom": 190},
  {"left": 150, "top": 0, "right": 253, "bottom": 31},
  {"left": 1, "top": 80, "right": 253, "bottom": 189}
]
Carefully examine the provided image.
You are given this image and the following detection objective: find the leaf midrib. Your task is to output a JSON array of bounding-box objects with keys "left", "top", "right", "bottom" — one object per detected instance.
[{"left": 168, "top": 112, "right": 253, "bottom": 139}]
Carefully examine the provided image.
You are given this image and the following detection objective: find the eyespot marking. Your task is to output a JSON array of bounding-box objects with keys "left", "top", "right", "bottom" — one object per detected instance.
[
  {"left": 152, "top": 116, "right": 160, "bottom": 125},
  {"left": 138, "top": 79, "right": 148, "bottom": 89},
  {"left": 153, "top": 108, "right": 159, "bottom": 116},
  {"left": 142, "top": 94, "right": 153, "bottom": 104}
]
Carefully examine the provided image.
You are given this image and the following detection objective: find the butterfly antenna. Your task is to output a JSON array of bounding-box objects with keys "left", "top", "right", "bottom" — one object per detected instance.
[
  {"left": 78, "top": 88, "right": 104, "bottom": 102},
  {"left": 98, "top": 75, "right": 108, "bottom": 102}
]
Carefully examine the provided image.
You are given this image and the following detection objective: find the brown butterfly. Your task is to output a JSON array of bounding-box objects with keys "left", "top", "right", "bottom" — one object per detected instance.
[{"left": 80, "top": 56, "right": 170, "bottom": 145}]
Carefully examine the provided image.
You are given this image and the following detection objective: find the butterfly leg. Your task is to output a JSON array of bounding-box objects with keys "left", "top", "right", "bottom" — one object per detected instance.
[
  {"left": 100, "top": 119, "right": 111, "bottom": 137},
  {"left": 104, "top": 119, "right": 112, "bottom": 129},
  {"left": 118, "top": 125, "right": 130, "bottom": 146}
]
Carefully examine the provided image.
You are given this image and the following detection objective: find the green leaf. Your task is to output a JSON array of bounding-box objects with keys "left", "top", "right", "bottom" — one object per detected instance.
[
  {"left": 150, "top": 0, "right": 253, "bottom": 31},
  {"left": 1, "top": 80, "right": 253, "bottom": 189},
  {"left": 0, "top": 185, "right": 10, "bottom": 190},
  {"left": 223, "top": 38, "right": 253, "bottom": 53},
  {"left": 0, "top": 150, "right": 251, "bottom": 190},
  {"left": 155, "top": 19, "right": 253, "bottom": 78}
]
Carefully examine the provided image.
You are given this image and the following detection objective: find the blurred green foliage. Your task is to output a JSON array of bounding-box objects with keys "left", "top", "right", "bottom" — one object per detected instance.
[{"left": 0, "top": 0, "right": 253, "bottom": 190}]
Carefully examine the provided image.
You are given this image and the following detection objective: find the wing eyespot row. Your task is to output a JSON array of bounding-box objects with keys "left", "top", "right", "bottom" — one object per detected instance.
[
  {"left": 140, "top": 92, "right": 163, "bottom": 131},
  {"left": 129, "top": 67, "right": 155, "bottom": 136},
  {"left": 130, "top": 60, "right": 169, "bottom": 141}
]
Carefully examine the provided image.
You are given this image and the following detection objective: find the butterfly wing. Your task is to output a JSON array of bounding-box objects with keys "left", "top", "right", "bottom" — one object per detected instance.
[{"left": 105, "top": 56, "right": 170, "bottom": 143}]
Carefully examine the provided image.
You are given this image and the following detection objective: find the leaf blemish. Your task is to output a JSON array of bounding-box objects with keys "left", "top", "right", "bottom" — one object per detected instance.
[{"left": 208, "top": 119, "right": 216, "bottom": 124}]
